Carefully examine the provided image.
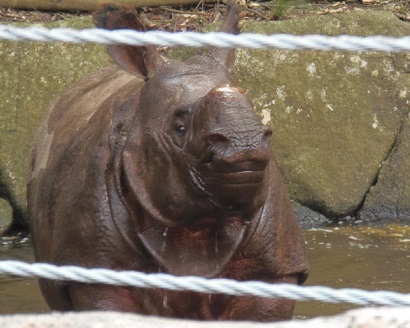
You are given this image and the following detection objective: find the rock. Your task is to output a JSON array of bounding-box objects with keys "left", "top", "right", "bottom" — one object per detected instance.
[
  {"left": 0, "top": 198, "right": 13, "bottom": 236},
  {"left": 1, "top": 307, "right": 410, "bottom": 328},
  {"left": 292, "top": 202, "right": 329, "bottom": 229},
  {"left": 359, "top": 112, "right": 410, "bottom": 223},
  {"left": 0, "top": 17, "right": 112, "bottom": 227},
  {"left": 235, "top": 11, "right": 410, "bottom": 218}
]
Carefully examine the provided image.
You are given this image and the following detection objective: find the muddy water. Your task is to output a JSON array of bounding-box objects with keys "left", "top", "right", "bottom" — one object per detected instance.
[
  {"left": 295, "top": 224, "right": 410, "bottom": 318},
  {"left": 0, "top": 225, "right": 409, "bottom": 317},
  {"left": 0, "top": 239, "right": 48, "bottom": 314}
]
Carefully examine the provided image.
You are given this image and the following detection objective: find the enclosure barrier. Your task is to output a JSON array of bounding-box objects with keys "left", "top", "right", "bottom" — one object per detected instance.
[
  {"left": 1, "top": 24, "right": 410, "bottom": 312},
  {"left": 1, "top": 260, "right": 410, "bottom": 306},
  {"left": 0, "top": 25, "right": 410, "bottom": 51}
]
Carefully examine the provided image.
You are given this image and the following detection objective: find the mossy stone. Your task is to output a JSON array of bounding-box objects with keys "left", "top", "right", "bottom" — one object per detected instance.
[
  {"left": 359, "top": 114, "right": 410, "bottom": 223},
  {"left": 0, "top": 198, "right": 13, "bottom": 236}
]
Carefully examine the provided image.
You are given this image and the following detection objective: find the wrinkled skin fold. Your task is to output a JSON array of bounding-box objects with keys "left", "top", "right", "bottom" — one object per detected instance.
[{"left": 27, "top": 1, "right": 309, "bottom": 321}]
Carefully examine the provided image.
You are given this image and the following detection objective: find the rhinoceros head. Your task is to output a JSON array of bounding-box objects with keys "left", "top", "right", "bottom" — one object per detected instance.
[{"left": 96, "top": 3, "right": 272, "bottom": 229}]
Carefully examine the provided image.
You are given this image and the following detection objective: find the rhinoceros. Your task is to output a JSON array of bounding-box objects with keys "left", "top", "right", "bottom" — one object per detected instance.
[{"left": 28, "top": 1, "right": 308, "bottom": 321}]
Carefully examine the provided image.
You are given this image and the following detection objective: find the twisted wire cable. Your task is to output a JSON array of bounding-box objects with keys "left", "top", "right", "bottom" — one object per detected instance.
[
  {"left": 0, "top": 26, "right": 409, "bottom": 51},
  {"left": 1, "top": 261, "right": 410, "bottom": 306}
]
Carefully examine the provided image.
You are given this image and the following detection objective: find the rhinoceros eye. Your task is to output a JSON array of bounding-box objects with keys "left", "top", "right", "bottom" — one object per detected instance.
[
  {"left": 171, "top": 109, "right": 190, "bottom": 147},
  {"left": 175, "top": 123, "right": 186, "bottom": 136}
]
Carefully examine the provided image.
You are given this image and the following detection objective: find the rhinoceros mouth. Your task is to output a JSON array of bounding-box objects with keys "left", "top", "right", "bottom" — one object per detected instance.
[
  {"left": 189, "top": 166, "right": 266, "bottom": 201},
  {"left": 202, "top": 158, "right": 268, "bottom": 187},
  {"left": 211, "top": 170, "right": 265, "bottom": 186},
  {"left": 192, "top": 167, "right": 267, "bottom": 207}
]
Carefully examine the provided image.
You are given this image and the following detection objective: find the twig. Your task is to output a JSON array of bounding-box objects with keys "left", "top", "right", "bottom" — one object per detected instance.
[
  {"left": 160, "top": 7, "right": 212, "bottom": 15},
  {"left": 246, "top": 7, "right": 271, "bottom": 20}
]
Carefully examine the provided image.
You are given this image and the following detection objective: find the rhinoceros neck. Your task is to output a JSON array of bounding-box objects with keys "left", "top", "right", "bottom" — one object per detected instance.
[{"left": 137, "top": 212, "right": 249, "bottom": 277}]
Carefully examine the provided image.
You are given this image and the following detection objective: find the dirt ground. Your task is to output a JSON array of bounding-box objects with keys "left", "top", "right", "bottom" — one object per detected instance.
[{"left": 0, "top": 0, "right": 409, "bottom": 30}]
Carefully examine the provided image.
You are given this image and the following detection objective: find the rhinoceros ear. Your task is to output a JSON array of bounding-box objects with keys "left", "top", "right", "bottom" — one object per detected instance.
[
  {"left": 209, "top": 0, "right": 241, "bottom": 73},
  {"left": 94, "top": 5, "right": 163, "bottom": 79}
]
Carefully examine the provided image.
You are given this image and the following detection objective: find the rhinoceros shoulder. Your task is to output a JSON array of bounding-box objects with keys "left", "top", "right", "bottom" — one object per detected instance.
[{"left": 30, "top": 67, "right": 140, "bottom": 180}]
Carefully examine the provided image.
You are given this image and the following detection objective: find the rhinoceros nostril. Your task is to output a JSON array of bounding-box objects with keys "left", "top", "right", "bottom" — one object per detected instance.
[
  {"left": 206, "top": 133, "right": 229, "bottom": 145},
  {"left": 263, "top": 129, "right": 273, "bottom": 139}
]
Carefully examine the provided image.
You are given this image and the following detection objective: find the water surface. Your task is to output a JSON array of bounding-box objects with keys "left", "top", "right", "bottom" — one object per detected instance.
[
  {"left": 295, "top": 224, "right": 410, "bottom": 318},
  {"left": 0, "top": 239, "right": 48, "bottom": 313},
  {"left": 1, "top": 225, "right": 409, "bottom": 317}
]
